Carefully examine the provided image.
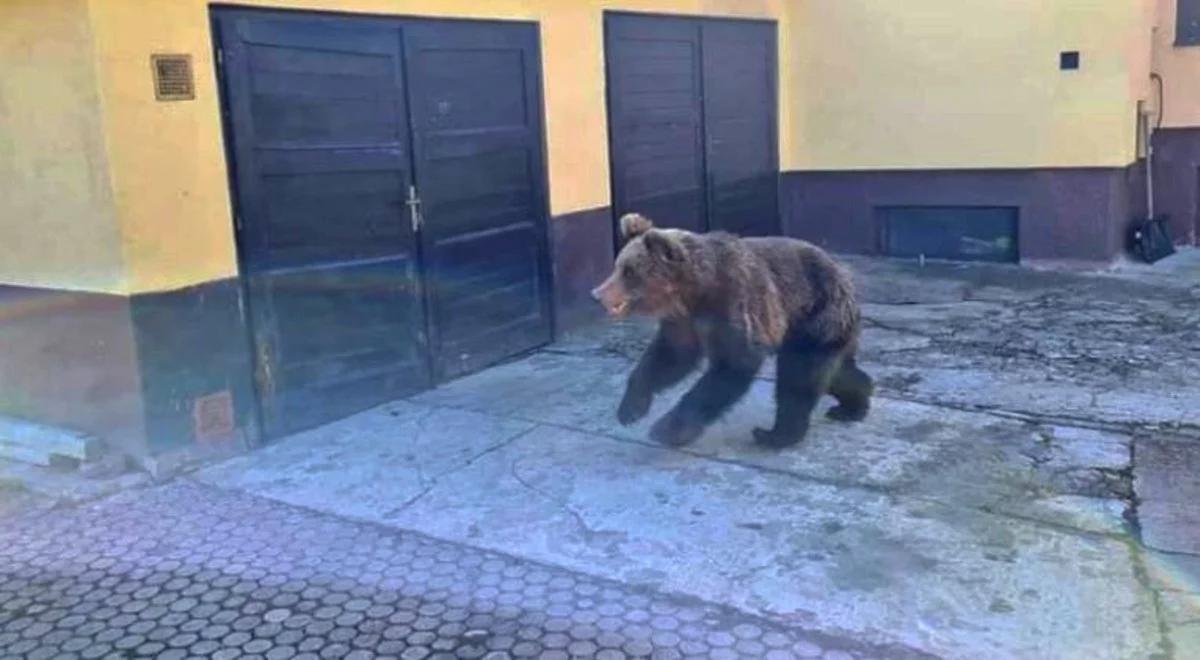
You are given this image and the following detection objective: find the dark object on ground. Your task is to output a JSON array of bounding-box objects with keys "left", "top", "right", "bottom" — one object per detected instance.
[{"left": 1129, "top": 215, "right": 1176, "bottom": 264}]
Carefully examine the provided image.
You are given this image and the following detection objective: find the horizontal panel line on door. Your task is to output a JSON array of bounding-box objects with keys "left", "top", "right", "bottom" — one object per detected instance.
[
  {"left": 423, "top": 198, "right": 532, "bottom": 217},
  {"left": 418, "top": 125, "right": 532, "bottom": 138},
  {"left": 251, "top": 255, "right": 413, "bottom": 277},
  {"left": 422, "top": 141, "right": 533, "bottom": 161},
  {"left": 276, "top": 363, "right": 415, "bottom": 393},
  {"left": 430, "top": 221, "right": 537, "bottom": 249},
  {"left": 259, "top": 166, "right": 408, "bottom": 176},
  {"left": 438, "top": 316, "right": 544, "bottom": 352},
  {"left": 435, "top": 267, "right": 534, "bottom": 302},
  {"left": 237, "top": 36, "right": 399, "bottom": 57},
  {"left": 440, "top": 280, "right": 535, "bottom": 316},
  {"left": 254, "top": 144, "right": 408, "bottom": 153}
]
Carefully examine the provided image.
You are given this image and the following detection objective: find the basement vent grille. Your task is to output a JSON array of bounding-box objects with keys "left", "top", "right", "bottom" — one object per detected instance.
[
  {"left": 193, "top": 390, "right": 235, "bottom": 443},
  {"left": 151, "top": 54, "right": 194, "bottom": 101},
  {"left": 878, "top": 206, "right": 1019, "bottom": 264}
]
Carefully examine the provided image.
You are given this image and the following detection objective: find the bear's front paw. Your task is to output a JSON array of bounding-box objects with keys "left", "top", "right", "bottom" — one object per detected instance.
[
  {"left": 649, "top": 411, "right": 704, "bottom": 447},
  {"left": 753, "top": 426, "right": 806, "bottom": 449},
  {"left": 617, "top": 389, "right": 652, "bottom": 426}
]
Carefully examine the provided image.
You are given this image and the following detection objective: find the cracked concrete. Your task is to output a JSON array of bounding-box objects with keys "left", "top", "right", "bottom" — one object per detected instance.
[
  {"left": 196, "top": 392, "right": 1161, "bottom": 658},
  {"left": 1135, "top": 437, "right": 1200, "bottom": 556},
  {"left": 187, "top": 251, "right": 1200, "bottom": 658},
  {"left": 0, "top": 250, "right": 1187, "bottom": 658},
  {"left": 848, "top": 257, "right": 1200, "bottom": 438},
  {"left": 198, "top": 403, "right": 535, "bottom": 521}
]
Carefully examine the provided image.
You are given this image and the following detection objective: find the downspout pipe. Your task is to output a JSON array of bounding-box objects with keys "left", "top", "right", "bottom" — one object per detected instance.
[{"left": 1147, "top": 72, "right": 1164, "bottom": 219}]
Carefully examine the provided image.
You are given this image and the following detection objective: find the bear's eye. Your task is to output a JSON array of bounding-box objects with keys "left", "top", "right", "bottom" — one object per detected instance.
[{"left": 621, "top": 264, "right": 638, "bottom": 282}]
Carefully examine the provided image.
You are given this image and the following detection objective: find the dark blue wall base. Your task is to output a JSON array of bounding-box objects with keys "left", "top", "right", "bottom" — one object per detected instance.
[
  {"left": 551, "top": 206, "right": 614, "bottom": 334},
  {"left": 781, "top": 166, "right": 1147, "bottom": 264},
  {"left": 129, "top": 279, "right": 258, "bottom": 454}
]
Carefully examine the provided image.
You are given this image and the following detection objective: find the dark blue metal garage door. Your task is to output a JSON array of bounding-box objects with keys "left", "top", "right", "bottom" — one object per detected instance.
[
  {"left": 605, "top": 13, "right": 779, "bottom": 239},
  {"left": 214, "top": 8, "right": 551, "bottom": 439},
  {"left": 403, "top": 21, "right": 553, "bottom": 381}
]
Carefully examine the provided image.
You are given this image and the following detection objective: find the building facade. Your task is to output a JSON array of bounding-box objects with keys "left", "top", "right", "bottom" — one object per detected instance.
[{"left": 1, "top": 0, "right": 1196, "bottom": 464}]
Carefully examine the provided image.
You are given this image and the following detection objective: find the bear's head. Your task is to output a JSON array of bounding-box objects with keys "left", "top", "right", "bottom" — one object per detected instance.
[{"left": 591, "top": 213, "right": 690, "bottom": 319}]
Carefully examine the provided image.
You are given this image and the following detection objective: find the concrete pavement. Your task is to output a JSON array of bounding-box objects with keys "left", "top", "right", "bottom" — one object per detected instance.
[
  {"left": 4, "top": 250, "right": 1199, "bottom": 659},
  {"left": 195, "top": 251, "right": 1200, "bottom": 658}
]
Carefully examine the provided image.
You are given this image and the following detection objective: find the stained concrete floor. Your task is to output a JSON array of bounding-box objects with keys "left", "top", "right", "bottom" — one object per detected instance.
[
  {"left": 192, "top": 251, "right": 1200, "bottom": 659},
  {"left": 4, "top": 252, "right": 1200, "bottom": 659}
]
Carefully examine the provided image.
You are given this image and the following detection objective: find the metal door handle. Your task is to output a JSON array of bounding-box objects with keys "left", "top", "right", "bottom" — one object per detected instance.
[{"left": 406, "top": 185, "right": 423, "bottom": 232}]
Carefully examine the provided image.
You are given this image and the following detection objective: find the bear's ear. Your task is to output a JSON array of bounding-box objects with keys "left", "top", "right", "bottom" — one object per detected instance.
[
  {"left": 642, "top": 229, "right": 685, "bottom": 264},
  {"left": 619, "top": 213, "right": 654, "bottom": 241}
]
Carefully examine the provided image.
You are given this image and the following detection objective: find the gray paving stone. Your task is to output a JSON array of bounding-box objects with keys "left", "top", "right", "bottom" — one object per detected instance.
[{"left": 0, "top": 483, "right": 870, "bottom": 659}]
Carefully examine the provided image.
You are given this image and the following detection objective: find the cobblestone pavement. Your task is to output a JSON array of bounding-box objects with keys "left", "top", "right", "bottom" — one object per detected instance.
[{"left": 0, "top": 482, "right": 919, "bottom": 660}]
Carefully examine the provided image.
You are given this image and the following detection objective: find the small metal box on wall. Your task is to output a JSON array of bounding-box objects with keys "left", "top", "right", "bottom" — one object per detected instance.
[{"left": 150, "top": 53, "right": 195, "bottom": 101}]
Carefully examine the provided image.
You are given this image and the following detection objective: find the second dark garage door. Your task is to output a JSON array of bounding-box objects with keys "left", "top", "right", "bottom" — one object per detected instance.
[
  {"left": 605, "top": 12, "right": 779, "bottom": 238},
  {"left": 214, "top": 8, "right": 553, "bottom": 439}
]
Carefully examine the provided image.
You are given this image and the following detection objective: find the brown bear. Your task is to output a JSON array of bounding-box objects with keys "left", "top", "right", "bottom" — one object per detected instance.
[{"left": 591, "top": 213, "right": 872, "bottom": 448}]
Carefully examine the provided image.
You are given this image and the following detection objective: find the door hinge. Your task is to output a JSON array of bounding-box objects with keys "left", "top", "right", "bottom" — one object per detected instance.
[
  {"left": 216, "top": 47, "right": 225, "bottom": 68},
  {"left": 406, "top": 185, "right": 423, "bottom": 233}
]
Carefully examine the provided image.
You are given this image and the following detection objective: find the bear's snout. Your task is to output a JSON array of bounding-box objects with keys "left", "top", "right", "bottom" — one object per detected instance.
[{"left": 591, "top": 277, "right": 630, "bottom": 317}]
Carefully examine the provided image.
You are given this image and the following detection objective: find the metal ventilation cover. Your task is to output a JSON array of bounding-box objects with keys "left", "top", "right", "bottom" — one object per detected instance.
[
  {"left": 193, "top": 390, "right": 235, "bottom": 443},
  {"left": 150, "top": 54, "right": 194, "bottom": 101}
]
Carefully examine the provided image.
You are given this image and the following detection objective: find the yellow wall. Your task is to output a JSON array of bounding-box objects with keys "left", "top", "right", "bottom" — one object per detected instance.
[
  {"left": 85, "top": 0, "right": 789, "bottom": 294},
  {"left": 0, "top": 0, "right": 125, "bottom": 293},
  {"left": 40, "top": 0, "right": 1163, "bottom": 293},
  {"left": 1152, "top": 0, "right": 1200, "bottom": 128},
  {"left": 788, "top": 0, "right": 1147, "bottom": 171}
]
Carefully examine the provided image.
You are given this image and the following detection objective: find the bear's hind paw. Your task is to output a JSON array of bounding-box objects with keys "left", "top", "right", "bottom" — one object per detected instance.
[
  {"left": 753, "top": 426, "right": 804, "bottom": 449},
  {"left": 825, "top": 404, "right": 869, "bottom": 423},
  {"left": 650, "top": 412, "right": 704, "bottom": 447}
]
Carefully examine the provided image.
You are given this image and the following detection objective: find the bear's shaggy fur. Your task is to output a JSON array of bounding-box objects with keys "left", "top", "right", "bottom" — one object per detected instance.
[{"left": 591, "top": 213, "right": 872, "bottom": 448}]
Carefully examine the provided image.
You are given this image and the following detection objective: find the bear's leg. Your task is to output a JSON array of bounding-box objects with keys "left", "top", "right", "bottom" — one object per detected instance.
[
  {"left": 753, "top": 344, "right": 841, "bottom": 448},
  {"left": 826, "top": 355, "right": 873, "bottom": 422},
  {"left": 618, "top": 320, "right": 701, "bottom": 425},
  {"left": 649, "top": 359, "right": 760, "bottom": 447}
]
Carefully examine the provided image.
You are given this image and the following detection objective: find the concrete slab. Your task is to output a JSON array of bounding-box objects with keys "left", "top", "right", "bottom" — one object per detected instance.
[
  {"left": 554, "top": 280, "right": 1200, "bottom": 437},
  {"left": 1131, "top": 437, "right": 1200, "bottom": 556},
  {"left": 1105, "top": 247, "right": 1200, "bottom": 291},
  {"left": 868, "top": 362, "right": 1200, "bottom": 432},
  {"left": 414, "top": 351, "right": 1132, "bottom": 535},
  {"left": 1135, "top": 437, "right": 1200, "bottom": 504},
  {"left": 199, "top": 354, "right": 1156, "bottom": 658},
  {"left": 0, "top": 415, "right": 100, "bottom": 466},
  {"left": 1160, "top": 590, "right": 1200, "bottom": 657},
  {"left": 0, "top": 455, "right": 148, "bottom": 508},
  {"left": 1141, "top": 500, "right": 1200, "bottom": 556},
  {"left": 198, "top": 402, "right": 534, "bottom": 520},
  {"left": 385, "top": 426, "right": 1156, "bottom": 659},
  {"left": 860, "top": 301, "right": 1015, "bottom": 330},
  {"left": 188, "top": 253, "right": 1199, "bottom": 660},
  {"left": 1146, "top": 550, "right": 1200, "bottom": 596}
]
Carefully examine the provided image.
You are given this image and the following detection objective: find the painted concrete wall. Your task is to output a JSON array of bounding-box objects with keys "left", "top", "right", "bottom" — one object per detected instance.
[
  {"left": 788, "top": 0, "right": 1148, "bottom": 171},
  {"left": 1153, "top": 0, "right": 1200, "bottom": 128},
  {"left": 18, "top": 0, "right": 1179, "bottom": 294},
  {"left": 0, "top": 290, "right": 147, "bottom": 457},
  {"left": 84, "top": 0, "right": 790, "bottom": 294},
  {"left": 0, "top": 0, "right": 125, "bottom": 293}
]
